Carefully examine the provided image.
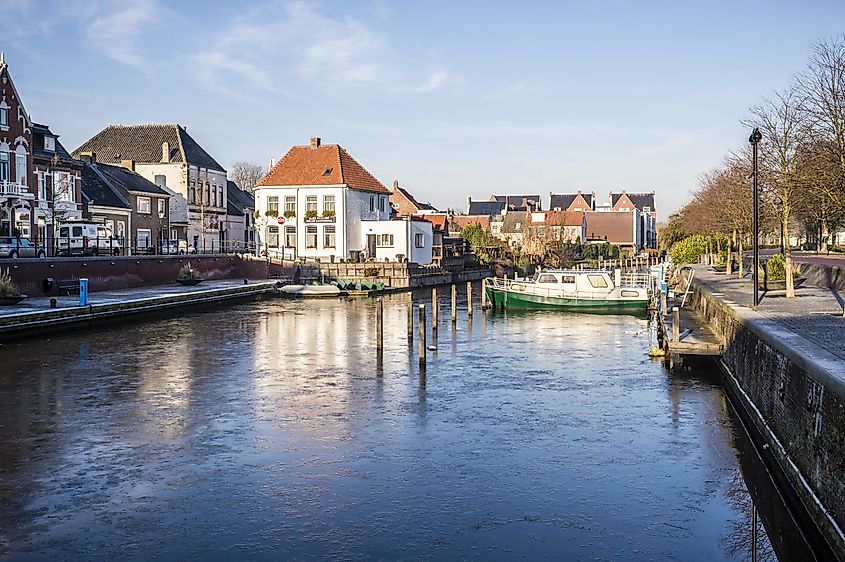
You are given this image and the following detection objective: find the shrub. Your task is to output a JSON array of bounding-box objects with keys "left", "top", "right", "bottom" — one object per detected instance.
[
  {"left": 304, "top": 210, "right": 318, "bottom": 220},
  {"left": 669, "top": 234, "right": 709, "bottom": 265},
  {"left": 283, "top": 210, "right": 296, "bottom": 219},
  {"left": 177, "top": 262, "right": 201, "bottom": 281}
]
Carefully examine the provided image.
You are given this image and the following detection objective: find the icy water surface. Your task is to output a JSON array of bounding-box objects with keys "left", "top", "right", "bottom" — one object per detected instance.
[{"left": 0, "top": 291, "right": 801, "bottom": 560}]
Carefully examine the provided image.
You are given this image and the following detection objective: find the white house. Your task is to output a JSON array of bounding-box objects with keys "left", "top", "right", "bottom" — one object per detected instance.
[{"left": 254, "top": 138, "right": 432, "bottom": 264}]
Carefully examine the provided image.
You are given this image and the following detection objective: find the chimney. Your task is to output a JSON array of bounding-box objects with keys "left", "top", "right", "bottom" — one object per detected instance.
[
  {"left": 393, "top": 180, "right": 399, "bottom": 190},
  {"left": 120, "top": 159, "right": 135, "bottom": 171},
  {"left": 79, "top": 151, "right": 96, "bottom": 164},
  {"left": 268, "top": 157, "right": 275, "bottom": 172},
  {"left": 310, "top": 137, "right": 321, "bottom": 148},
  {"left": 161, "top": 141, "right": 170, "bottom": 162}
]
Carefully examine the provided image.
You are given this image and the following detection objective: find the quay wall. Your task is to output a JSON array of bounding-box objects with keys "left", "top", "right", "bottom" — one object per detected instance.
[
  {"left": 795, "top": 262, "right": 845, "bottom": 291},
  {"left": 688, "top": 279, "right": 845, "bottom": 558},
  {"left": 1, "top": 255, "right": 269, "bottom": 297},
  {"left": 268, "top": 260, "right": 491, "bottom": 289}
]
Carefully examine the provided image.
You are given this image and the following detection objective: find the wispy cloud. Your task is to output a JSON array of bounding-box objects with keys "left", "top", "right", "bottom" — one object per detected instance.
[
  {"left": 186, "top": 1, "right": 455, "bottom": 98},
  {"left": 636, "top": 129, "right": 704, "bottom": 157},
  {"left": 84, "top": 0, "right": 157, "bottom": 70}
]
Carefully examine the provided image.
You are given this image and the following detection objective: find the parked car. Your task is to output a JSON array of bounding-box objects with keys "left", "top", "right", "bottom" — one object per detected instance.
[
  {"left": 161, "top": 240, "right": 196, "bottom": 255},
  {"left": 56, "top": 222, "right": 122, "bottom": 256},
  {"left": 0, "top": 237, "right": 46, "bottom": 258}
]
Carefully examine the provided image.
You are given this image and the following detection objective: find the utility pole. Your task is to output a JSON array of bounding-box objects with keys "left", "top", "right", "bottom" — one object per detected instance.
[{"left": 749, "top": 127, "right": 762, "bottom": 308}]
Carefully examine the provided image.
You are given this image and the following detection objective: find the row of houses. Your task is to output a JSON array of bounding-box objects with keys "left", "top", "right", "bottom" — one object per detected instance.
[{"left": 0, "top": 56, "right": 254, "bottom": 254}]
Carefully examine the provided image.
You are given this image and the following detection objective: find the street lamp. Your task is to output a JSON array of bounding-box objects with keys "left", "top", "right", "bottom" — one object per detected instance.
[{"left": 749, "top": 127, "right": 763, "bottom": 308}]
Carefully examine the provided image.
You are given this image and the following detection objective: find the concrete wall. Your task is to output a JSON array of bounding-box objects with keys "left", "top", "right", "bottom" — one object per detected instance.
[
  {"left": 689, "top": 280, "right": 845, "bottom": 556},
  {"left": 3, "top": 255, "right": 268, "bottom": 296},
  {"left": 795, "top": 261, "right": 845, "bottom": 291}
]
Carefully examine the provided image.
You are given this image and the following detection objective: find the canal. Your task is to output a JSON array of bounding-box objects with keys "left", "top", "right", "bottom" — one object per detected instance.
[{"left": 0, "top": 291, "right": 814, "bottom": 560}]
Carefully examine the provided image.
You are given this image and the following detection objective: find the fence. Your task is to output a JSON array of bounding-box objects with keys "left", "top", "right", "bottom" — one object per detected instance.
[{"left": 0, "top": 236, "right": 258, "bottom": 259}]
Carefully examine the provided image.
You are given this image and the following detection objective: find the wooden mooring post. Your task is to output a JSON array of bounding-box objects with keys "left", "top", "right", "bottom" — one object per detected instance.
[
  {"left": 451, "top": 284, "right": 457, "bottom": 323},
  {"left": 467, "top": 282, "right": 473, "bottom": 317},
  {"left": 432, "top": 288, "right": 438, "bottom": 331},
  {"left": 418, "top": 304, "right": 426, "bottom": 368},
  {"left": 407, "top": 291, "right": 414, "bottom": 339},
  {"left": 481, "top": 278, "right": 487, "bottom": 309},
  {"left": 661, "top": 289, "right": 667, "bottom": 316},
  {"left": 672, "top": 307, "right": 680, "bottom": 343},
  {"left": 376, "top": 297, "right": 384, "bottom": 364}
]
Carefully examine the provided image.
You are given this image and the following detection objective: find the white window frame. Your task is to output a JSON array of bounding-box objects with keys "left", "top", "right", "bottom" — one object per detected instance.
[
  {"left": 38, "top": 172, "right": 47, "bottom": 200},
  {"left": 284, "top": 226, "right": 296, "bottom": 248},
  {"left": 158, "top": 199, "right": 165, "bottom": 216},
  {"left": 305, "top": 225, "right": 317, "bottom": 248},
  {"left": 0, "top": 106, "right": 7, "bottom": 127},
  {"left": 415, "top": 233, "right": 424, "bottom": 248},
  {"left": 0, "top": 152, "right": 8, "bottom": 182},
  {"left": 137, "top": 196, "right": 152, "bottom": 214},
  {"left": 43, "top": 136, "right": 55, "bottom": 151},
  {"left": 284, "top": 196, "right": 296, "bottom": 214},
  {"left": 15, "top": 152, "right": 26, "bottom": 185},
  {"left": 377, "top": 234, "right": 394, "bottom": 247},
  {"left": 323, "top": 195, "right": 335, "bottom": 213},
  {"left": 324, "top": 225, "right": 336, "bottom": 248},
  {"left": 306, "top": 195, "right": 318, "bottom": 213},
  {"left": 136, "top": 228, "right": 152, "bottom": 249}
]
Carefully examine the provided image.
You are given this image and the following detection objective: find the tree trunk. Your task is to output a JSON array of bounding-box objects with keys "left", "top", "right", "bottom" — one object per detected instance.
[
  {"left": 784, "top": 213, "right": 795, "bottom": 298},
  {"left": 738, "top": 238, "right": 744, "bottom": 279},
  {"left": 821, "top": 218, "right": 829, "bottom": 254},
  {"left": 726, "top": 231, "right": 733, "bottom": 275}
]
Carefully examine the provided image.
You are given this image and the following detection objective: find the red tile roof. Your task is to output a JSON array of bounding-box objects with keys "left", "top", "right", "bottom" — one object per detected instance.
[
  {"left": 418, "top": 213, "right": 448, "bottom": 232},
  {"left": 257, "top": 141, "right": 389, "bottom": 194},
  {"left": 450, "top": 215, "right": 491, "bottom": 232}
]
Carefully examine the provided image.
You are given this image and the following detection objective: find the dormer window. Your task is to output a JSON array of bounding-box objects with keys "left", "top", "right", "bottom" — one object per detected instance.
[{"left": 44, "top": 136, "right": 55, "bottom": 151}]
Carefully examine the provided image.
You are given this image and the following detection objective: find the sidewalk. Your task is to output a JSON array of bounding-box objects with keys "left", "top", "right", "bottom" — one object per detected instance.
[{"left": 691, "top": 265, "right": 845, "bottom": 361}]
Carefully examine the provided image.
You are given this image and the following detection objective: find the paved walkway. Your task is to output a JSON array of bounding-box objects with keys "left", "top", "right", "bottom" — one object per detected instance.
[
  {"left": 692, "top": 265, "right": 845, "bottom": 361},
  {"left": 0, "top": 279, "right": 273, "bottom": 317}
]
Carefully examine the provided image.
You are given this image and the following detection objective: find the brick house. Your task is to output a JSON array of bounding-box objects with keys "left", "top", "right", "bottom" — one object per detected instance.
[
  {"left": 74, "top": 124, "right": 227, "bottom": 252},
  {"left": 585, "top": 210, "right": 640, "bottom": 252},
  {"left": 610, "top": 191, "right": 657, "bottom": 249},
  {"left": 389, "top": 180, "right": 438, "bottom": 216},
  {"left": 79, "top": 155, "right": 170, "bottom": 253},
  {"left": 0, "top": 53, "right": 34, "bottom": 238},
  {"left": 549, "top": 191, "right": 595, "bottom": 212},
  {"left": 32, "top": 123, "right": 84, "bottom": 246}
]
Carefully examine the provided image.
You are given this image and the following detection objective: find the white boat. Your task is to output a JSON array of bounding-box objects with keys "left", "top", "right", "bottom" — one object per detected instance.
[
  {"left": 485, "top": 268, "right": 651, "bottom": 313},
  {"left": 278, "top": 284, "right": 342, "bottom": 297}
]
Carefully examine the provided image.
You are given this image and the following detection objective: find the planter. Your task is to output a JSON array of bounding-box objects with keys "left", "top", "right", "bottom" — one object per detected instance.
[
  {"left": 177, "top": 278, "right": 203, "bottom": 286},
  {"left": 760, "top": 276, "right": 807, "bottom": 291},
  {"left": 0, "top": 294, "right": 27, "bottom": 305}
]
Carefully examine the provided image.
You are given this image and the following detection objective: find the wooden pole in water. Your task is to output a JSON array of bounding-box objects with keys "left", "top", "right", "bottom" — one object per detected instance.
[
  {"left": 672, "top": 306, "right": 680, "bottom": 343},
  {"left": 432, "top": 287, "right": 438, "bottom": 331},
  {"left": 418, "top": 304, "right": 426, "bottom": 367},
  {"left": 751, "top": 504, "right": 758, "bottom": 562},
  {"left": 376, "top": 297, "right": 383, "bottom": 351},
  {"left": 661, "top": 289, "right": 668, "bottom": 316},
  {"left": 451, "top": 283, "right": 457, "bottom": 323},
  {"left": 407, "top": 291, "right": 413, "bottom": 339},
  {"left": 481, "top": 278, "right": 487, "bottom": 309},
  {"left": 467, "top": 281, "right": 473, "bottom": 317}
]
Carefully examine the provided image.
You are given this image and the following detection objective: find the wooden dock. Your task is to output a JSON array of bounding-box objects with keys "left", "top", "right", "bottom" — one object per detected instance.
[{"left": 657, "top": 303, "right": 724, "bottom": 356}]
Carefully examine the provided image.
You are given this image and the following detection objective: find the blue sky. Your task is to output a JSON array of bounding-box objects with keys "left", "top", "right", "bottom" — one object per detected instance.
[{"left": 2, "top": 0, "right": 844, "bottom": 219}]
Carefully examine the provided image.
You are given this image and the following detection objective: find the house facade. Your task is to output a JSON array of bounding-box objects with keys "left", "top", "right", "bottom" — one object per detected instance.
[
  {"left": 74, "top": 124, "right": 227, "bottom": 252},
  {"left": 225, "top": 180, "right": 255, "bottom": 252},
  {"left": 0, "top": 54, "right": 34, "bottom": 238},
  {"left": 610, "top": 191, "right": 657, "bottom": 249},
  {"left": 255, "top": 138, "right": 430, "bottom": 263},
  {"left": 80, "top": 155, "right": 170, "bottom": 253},
  {"left": 549, "top": 191, "right": 595, "bottom": 212},
  {"left": 32, "top": 123, "right": 84, "bottom": 245},
  {"left": 390, "top": 180, "right": 438, "bottom": 216}
]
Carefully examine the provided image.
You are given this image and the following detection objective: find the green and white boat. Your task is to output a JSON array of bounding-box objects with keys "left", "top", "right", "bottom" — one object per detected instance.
[{"left": 485, "top": 269, "right": 650, "bottom": 313}]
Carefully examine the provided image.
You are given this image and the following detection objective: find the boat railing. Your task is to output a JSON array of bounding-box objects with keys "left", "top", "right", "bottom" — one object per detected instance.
[{"left": 488, "top": 272, "right": 653, "bottom": 298}]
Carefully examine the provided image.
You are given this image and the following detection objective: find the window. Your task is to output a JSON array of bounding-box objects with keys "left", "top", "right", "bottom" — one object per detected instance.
[
  {"left": 72, "top": 226, "right": 83, "bottom": 237},
  {"left": 268, "top": 196, "right": 279, "bottom": 213},
  {"left": 0, "top": 106, "right": 7, "bottom": 127},
  {"left": 415, "top": 233, "right": 424, "bottom": 248},
  {"left": 538, "top": 274, "right": 558, "bottom": 284},
  {"left": 379, "top": 197, "right": 385, "bottom": 212},
  {"left": 211, "top": 186, "right": 217, "bottom": 207},
  {"left": 369, "top": 196, "right": 375, "bottom": 212},
  {"left": 285, "top": 226, "right": 296, "bottom": 248},
  {"left": 38, "top": 173, "right": 46, "bottom": 200},
  {"left": 324, "top": 225, "right": 336, "bottom": 248},
  {"left": 306, "top": 195, "right": 317, "bottom": 213},
  {"left": 562, "top": 275, "right": 576, "bottom": 284},
  {"left": 15, "top": 153, "right": 26, "bottom": 185},
  {"left": 305, "top": 225, "right": 317, "bottom": 248},
  {"left": 43, "top": 136, "right": 55, "bottom": 151},
  {"left": 136, "top": 229, "right": 151, "bottom": 249},
  {"left": 587, "top": 274, "right": 608, "bottom": 288},
  {"left": 377, "top": 234, "right": 394, "bottom": 247},
  {"left": 0, "top": 152, "right": 8, "bottom": 181},
  {"left": 117, "top": 221, "right": 126, "bottom": 242},
  {"left": 106, "top": 220, "right": 115, "bottom": 236},
  {"left": 54, "top": 173, "right": 73, "bottom": 202},
  {"left": 323, "top": 195, "right": 335, "bottom": 213},
  {"left": 189, "top": 184, "right": 196, "bottom": 204},
  {"left": 267, "top": 225, "right": 279, "bottom": 247},
  {"left": 158, "top": 199, "right": 166, "bottom": 216},
  {"left": 137, "top": 197, "right": 151, "bottom": 214},
  {"left": 284, "top": 196, "right": 295, "bottom": 214}
]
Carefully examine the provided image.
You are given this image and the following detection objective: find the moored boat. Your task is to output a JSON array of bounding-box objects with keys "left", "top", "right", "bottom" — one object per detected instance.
[
  {"left": 279, "top": 284, "right": 342, "bottom": 297},
  {"left": 485, "top": 269, "right": 650, "bottom": 312}
]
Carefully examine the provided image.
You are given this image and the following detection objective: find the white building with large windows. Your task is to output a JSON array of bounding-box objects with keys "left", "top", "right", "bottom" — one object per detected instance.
[{"left": 254, "top": 138, "right": 432, "bottom": 264}]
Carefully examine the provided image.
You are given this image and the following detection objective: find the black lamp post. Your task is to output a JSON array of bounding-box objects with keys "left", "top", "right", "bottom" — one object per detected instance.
[{"left": 749, "top": 127, "right": 763, "bottom": 308}]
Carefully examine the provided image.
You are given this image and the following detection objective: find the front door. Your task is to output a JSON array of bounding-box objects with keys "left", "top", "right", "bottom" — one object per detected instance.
[{"left": 367, "top": 234, "right": 376, "bottom": 260}]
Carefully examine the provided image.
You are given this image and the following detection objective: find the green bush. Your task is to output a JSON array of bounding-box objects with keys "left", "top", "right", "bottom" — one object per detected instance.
[{"left": 669, "top": 234, "right": 709, "bottom": 265}]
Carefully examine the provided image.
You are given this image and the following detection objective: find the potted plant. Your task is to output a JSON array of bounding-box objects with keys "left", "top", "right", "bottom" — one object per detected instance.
[
  {"left": 177, "top": 262, "right": 203, "bottom": 286},
  {"left": 759, "top": 254, "right": 806, "bottom": 291},
  {"left": 265, "top": 209, "right": 278, "bottom": 218},
  {"left": 304, "top": 209, "right": 318, "bottom": 220},
  {"left": 283, "top": 209, "right": 296, "bottom": 219},
  {"left": 0, "top": 267, "right": 26, "bottom": 305},
  {"left": 322, "top": 209, "right": 336, "bottom": 218}
]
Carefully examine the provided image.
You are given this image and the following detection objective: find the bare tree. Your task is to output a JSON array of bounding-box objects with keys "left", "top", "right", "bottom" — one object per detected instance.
[
  {"left": 746, "top": 86, "right": 807, "bottom": 297},
  {"left": 229, "top": 161, "right": 264, "bottom": 193}
]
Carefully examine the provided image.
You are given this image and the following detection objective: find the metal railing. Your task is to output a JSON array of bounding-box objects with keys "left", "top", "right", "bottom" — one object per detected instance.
[
  {"left": 0, "top": 180, "right": 34, "bottom": 198},
  {"left": 0, "top": 236, "right": 257, "bottom": 259}
]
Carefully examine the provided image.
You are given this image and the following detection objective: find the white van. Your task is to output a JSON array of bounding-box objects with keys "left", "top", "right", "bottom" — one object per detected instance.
[{"left": 57, "top": 222, "right": 123, "bottom": 256}]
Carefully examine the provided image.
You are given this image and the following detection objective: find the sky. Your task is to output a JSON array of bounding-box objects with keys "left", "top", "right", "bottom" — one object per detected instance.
[{"left": 2, "top": 0, "right": 844, "bottom": 220}]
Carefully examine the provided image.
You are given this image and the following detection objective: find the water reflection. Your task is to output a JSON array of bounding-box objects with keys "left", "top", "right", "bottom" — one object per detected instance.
[{"left": 0, "top": 293, "right": 812, "bottom": 560}]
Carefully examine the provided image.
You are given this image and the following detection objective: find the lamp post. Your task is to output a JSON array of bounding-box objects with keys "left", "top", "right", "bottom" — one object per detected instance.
[{"left": 749, "top": 127, "right": 763, "bottom": 308}]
